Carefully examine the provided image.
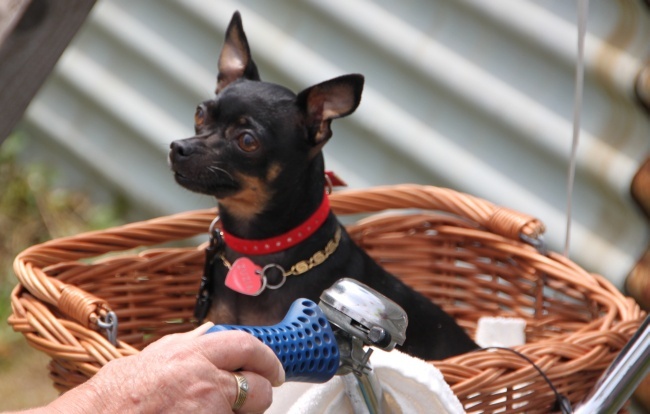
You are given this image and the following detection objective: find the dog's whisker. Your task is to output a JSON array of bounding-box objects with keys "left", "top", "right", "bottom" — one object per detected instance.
[{"left": 207, "top": 165, "right": 234, "bottom": 180}]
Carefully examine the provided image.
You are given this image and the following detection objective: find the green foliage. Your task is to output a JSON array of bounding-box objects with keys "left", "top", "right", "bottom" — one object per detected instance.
[{"left": 0, "top": 132, "right": 128, "bottom": 342}]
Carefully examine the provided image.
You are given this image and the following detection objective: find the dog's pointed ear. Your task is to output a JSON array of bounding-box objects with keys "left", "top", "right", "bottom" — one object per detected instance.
[
  {"left": 296, "top": 74, "right": 364, "bottom": 152},
  {"left": 216, "top": 11, "right": 260, "bottom": 93}
]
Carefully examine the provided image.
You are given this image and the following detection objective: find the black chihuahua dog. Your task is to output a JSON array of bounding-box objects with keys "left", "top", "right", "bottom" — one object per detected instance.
[{"left": 169, "top": 11, "right": 477, "bottom": 360}]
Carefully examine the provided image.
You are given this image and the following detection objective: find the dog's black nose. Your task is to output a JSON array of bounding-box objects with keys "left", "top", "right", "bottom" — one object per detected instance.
[{"left": 170, "top": 140, "right": 194, "bottom": 157}]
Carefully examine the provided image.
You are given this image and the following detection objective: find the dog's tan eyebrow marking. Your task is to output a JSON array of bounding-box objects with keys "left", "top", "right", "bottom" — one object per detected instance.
[
  {"left": 266, "top": 162, "right": 282, "bottom": 182},
  {"left": 235, "top": 116, "right": 260, "bottom": 132}
]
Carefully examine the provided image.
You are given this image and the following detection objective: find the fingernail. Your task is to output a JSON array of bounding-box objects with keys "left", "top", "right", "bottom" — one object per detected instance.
[
  {"left": 275, "top": 360, "right": 285, "bottom": 386},
  {"left": 195, "top": 321, "right": 215, "bottom": 335}
]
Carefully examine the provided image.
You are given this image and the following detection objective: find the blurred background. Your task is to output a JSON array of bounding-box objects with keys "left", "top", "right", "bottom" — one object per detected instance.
[{"left": 1, "top": 0, "right": 648, "bottom": 411}]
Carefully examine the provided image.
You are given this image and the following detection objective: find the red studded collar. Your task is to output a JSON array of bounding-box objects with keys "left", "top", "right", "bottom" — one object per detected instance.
[{"left": 221, "top": 193, "right": 330, "bottom": 255}]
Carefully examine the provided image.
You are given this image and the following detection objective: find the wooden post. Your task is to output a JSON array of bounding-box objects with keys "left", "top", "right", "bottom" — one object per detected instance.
[{"left": 0, "top": 0, "right": 97, "bottom": 145}]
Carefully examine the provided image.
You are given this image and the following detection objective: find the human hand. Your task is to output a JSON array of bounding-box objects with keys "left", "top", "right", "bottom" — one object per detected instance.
[{"left": 46, "top": 323, "right": 285, "bottom": 414}]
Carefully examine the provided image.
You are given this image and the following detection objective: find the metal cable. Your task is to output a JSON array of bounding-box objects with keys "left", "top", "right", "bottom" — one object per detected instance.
[{"left": 564, "top": 0, "right": 589, "bottom": 257}]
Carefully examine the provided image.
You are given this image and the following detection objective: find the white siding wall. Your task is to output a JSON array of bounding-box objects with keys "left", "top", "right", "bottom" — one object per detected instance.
[{"left": 19, "top": 0, "right": 650, "bottom": 289}]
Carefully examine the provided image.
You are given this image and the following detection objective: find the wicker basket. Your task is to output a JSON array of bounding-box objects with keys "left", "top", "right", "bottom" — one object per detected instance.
[{"left": 9, "top": 184, "right": 644, "bottom": 413}]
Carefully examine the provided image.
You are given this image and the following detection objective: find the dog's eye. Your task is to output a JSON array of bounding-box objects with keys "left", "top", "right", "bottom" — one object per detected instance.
[
  {"left": 237, "top": 133, "right": 260, "bottom": 152},
  {"left": 194, "top": 106, "right": 206, "bottom": 127}
]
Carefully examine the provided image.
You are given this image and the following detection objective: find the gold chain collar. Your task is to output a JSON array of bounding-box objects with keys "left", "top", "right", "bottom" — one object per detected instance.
[{"left": 219, "top": 226, "right": 342, "bottom": 277}]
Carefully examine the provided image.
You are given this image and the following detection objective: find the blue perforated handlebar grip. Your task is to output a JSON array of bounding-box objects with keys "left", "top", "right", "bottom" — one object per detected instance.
[{"left": 206, "top": 299, "right": 340, "bottom": 383}]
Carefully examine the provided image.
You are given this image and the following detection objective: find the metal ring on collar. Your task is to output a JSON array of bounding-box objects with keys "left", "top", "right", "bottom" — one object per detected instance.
[
  {"left": 209, "top": 215, "right": 221, "bottom": 235},
  {"left": 261, "top": 263, "right": 287, "bottom": 290},
  {"left": 248, "top": 275, "right": 267, "bottom": 297},
  {"left": 231, "top": 372, "right": 248, "bottom": 411}
]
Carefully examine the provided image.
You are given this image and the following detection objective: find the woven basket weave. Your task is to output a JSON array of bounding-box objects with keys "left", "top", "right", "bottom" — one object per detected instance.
[{"left": 9, "top": 184, "right": 644, "bottom": 413}]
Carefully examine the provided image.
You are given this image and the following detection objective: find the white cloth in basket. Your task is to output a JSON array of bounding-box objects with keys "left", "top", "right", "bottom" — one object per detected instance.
[{"left": 267, "top": 348, "right": 466, "bottom": 414}]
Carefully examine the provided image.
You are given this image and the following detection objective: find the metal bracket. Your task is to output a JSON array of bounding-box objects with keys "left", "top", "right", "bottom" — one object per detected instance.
[
  {"left": 520, "top": 233, "right": 548, "bottom": 256},
  {"left": 97, "top": 311, "right": 118, "bottom": 346}
]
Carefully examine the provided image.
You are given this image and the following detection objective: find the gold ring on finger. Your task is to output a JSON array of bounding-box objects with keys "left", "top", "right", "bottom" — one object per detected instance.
[{"left": 231, "top": 372, "right": 248, "bottom": 411}]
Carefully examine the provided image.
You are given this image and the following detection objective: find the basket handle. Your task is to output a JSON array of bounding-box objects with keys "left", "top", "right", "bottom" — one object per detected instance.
[
  {"left": 329, "top": 184, "right": 546, "bottom": 243},
  {"left": 13, "top": 208, "right": 217, "bottom": 329}
]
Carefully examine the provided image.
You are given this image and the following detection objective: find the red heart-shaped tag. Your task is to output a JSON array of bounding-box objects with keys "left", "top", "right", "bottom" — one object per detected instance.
[{"left": 225, "top": 258, "right": 264, "bottom": 296}]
